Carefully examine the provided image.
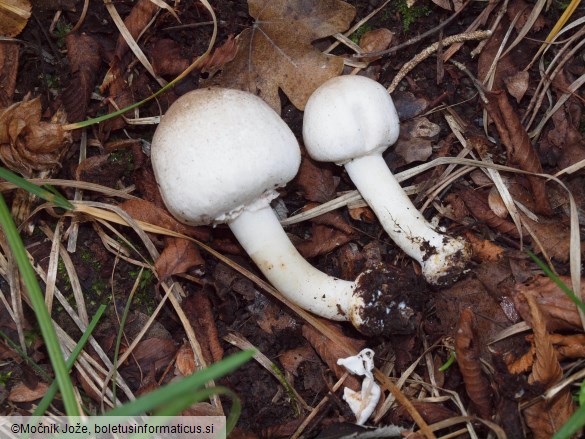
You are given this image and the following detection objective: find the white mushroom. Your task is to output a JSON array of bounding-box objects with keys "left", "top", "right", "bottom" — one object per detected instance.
[
  {"left": 303, "top": 75, "right": 471, "bottom": 286},
  {"left": 151, "top": 87, "right": 410, "bottom": 335}
]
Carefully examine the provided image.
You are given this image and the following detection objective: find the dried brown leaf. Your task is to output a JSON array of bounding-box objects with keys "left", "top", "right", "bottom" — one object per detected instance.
[
  {"left": 505, "top": 346, "right": 535, "bottom": 374},
  {"left": 175, "top": 342, "right": 196, "bottom": 376},
  {"left": 0, "top": 0, "right": 31, "bottom": 37},
  {"left": 504, "top": 70, "right": 530, "bottom": 103},
  {"left": 8, "top": 381, "right": 48, "bottom": 402},
  {"left": 359, "top": 28, "right": 393, "bottom": 53},
  {"left": 394, "top": 138, "right": 433, "bottom": 166},
  {"left": 459, "top": 188, "right": 569, "bottom": 260},
  {"left": 507, "top": 0, "right": 546, "bottom": 32},
  {"left": 212, "top": 0, "right": 355, "bottom": 112},
  {"left": 512, "top": 276, "right": 584, "bottom": 332},
  {"left": 484, "top": 90, "right": 552, "bottom": 215},
  {"left": 294, "top": 155, "right": 338, "bottom": 203},
  {"left": 279, "top": 345, "right": 319, "bottom": 377},
  {"left": 155, "top": 237, "right": 204, "bottom": 280},
  {"left": 462, "top": 231, "right": 505, "bottom": 262},
  {"left": 523, "top": 294, "right": 574, "bottom": 438},
  {"left": 459, "top": 188, "right": 521, "bottom": 236},
  {"left": 359, "top": 28, "right": 393, "bottom": 61},
  {"left": 348, "top": 205, "right": 377, "bottom": 223},
  {"left": 302, "top": 322, "right": 364, "bottom": 391},
  {"left": 0, "top": 42, "right": 19, "bottom": 106},
  {"left": 130, "top": 338, "right": 176, "bottom": 375},
  {"left": 200, "top": 35, "right": 239, "bottom": 74},
  {"left": 525, "top": 333, "right": 585, "bottom": 361},
  {"left": 181, "top": 291, "right": 224, "bottom": 364},
  {"left": 0, "top": 97, "right": 71, "bottom": 176},
  {"left": 392, "top": 400, "right": 458, "bottom": 425},
  {"left": 181, "top": 402, "right": 224, "bottom": 417},
  {"left": 113, "top": 0, "right": 159, "bottom": 63},
  {"left": 297, "top": 224, "right": 354, "bottom": 259},
  {"left": 255, "top": 300, "right": 297, "bottom": 334},
  {"left": 305, "top": 206, "right": 354, "bottom": 235},
  {"left": 454, "top": 308, "right": 493, "bottom": 419},
  {"left": 150, "top": 39, "right": 190, "bottom": 76},
  {"left": 62, "top": 33, "right": 102, "bottom": 123},
  {"left": 118, "top": 199, "right": 211, "bottom": 241}
]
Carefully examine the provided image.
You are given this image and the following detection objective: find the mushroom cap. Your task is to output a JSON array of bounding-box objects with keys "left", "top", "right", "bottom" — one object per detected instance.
[
  {"left": 151, "top": 88, "right": 301, "bottom": 225},
  {"left": 303, "top": 75, "right": 400, "bottom": 164}
]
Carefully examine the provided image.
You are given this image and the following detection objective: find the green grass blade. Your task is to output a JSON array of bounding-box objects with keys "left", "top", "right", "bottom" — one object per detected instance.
[
  {"left": 106, "top": 349, "right": 255, "bottom": 417},
  {"left": 152, "top": 386, "right": 241, "bottom": 434},
  {"left": 552, "top": 401, "right": 585, "bottom": 439},
  {"left": 0, "top": 193, "right": 79, "bottom": 415},
  {"left": 33, "top": 304, "right": 107, "bottom": 416},
  {"left": 0, "top": 167, "right": 73, "bottom": 210}
]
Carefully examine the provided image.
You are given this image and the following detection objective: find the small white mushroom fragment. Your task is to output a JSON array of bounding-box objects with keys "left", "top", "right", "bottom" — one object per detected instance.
[
  {"left": 303, "top": 75, "right": 472, "bottom": 286},
  {"left": 337, "top": 348, "right": 381, "bottom": 425},
  {"left": 151, "top": 87, "right": 412, "bottom": 335}
]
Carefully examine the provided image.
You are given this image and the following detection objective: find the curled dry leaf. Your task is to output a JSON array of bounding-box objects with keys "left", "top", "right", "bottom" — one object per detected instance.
[
  {"left": 304, "top": 206, "right": 355, "bottom": 235},
  {"left": 507, "top": 0, "right": 546, "bottom": 32},
  {"left": 294, "top": 154, "right": 338, "bottom": 203},
  {"left": 302, "top": 322, "right": 364, "bottom": 391},
  {"left": 112, "top": 0, "right": 159, "bottom": 66},
  {"left": 504, "top": 70, "right": 530, "bottom": 103},
  {"left": 0, "top": 97, "right": 71, "bottom": 176},
  {"left": 359, "top": 28, "right": 393, "bottom": 61},
  {"left": 62, "top": 33, "right": 102, "bottom": 123},
  {"left": 155, "top": 237, "right": 204, "bottom": 281},
  {"left": 522, "top": 294, "right": 574, "bottom": 438},
  {"left": 454, "top": 308, "right": 493, "bottom": 419},
  {"left": 484, "top": 90, "right": 552, "bottom": 215},
  {"left": 175, "top": 342, "right": 196, "bottom": 376},
  {"left": 488, "top": 186, "right": 509, "bottom": 219},
  {"left": 118, "top": 199, "right": 211, "bottom": 241},
  {"left": 200, "top": 35, "right": 239, "bottom": 74},
  {"left": 151, "top": 36, "right": 238, "bottom": 77},
  {"left": 512, "top": 275, "right": 584, "bottom": 333},
  {"left": 0, "top": 0, "right": 31, "bottom": 37},
  {"left": 150, "top": 39, "right": 190, "bottom": 76},
  {"left": 212, "top": 0, "right": 356, "bottom": 112},
  {"left": 0, "top": 42, "right": 19, "bottom": 106},
  {"left": 459, "top": 188, "right": 570, "bottom": 261},
  {"left": 254, "top": 300, "right": 298, "bottom": 334},
  {"left": 459, "top": 188, "right": 521, "bottom": 236},
  {"left": 279, "top": 345, "right": 319, "bottom": 377},
  {"left": 181, "top": 291, "right": 224, "bottom": 364},
  {"left": 392, "top": 400, "right": 458, "bottom": 425},
  {"left": 130, "top": 338, "right": 177, "bottom": 375},
  {"left": 462, "top": 231, "right": 505, "bottom": 262},
  {"left": 297, "top": 223, "right": 354, "bottom": 259},
  {"left": 8, "top": 381, "right": 48, "bottom": 402}
]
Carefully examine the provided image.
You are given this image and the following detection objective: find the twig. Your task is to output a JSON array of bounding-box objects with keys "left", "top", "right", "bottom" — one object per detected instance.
[
  {"left": 354, "top": 0, "right": 472, "bottom": 59},
  {"left": 387, "top": 30, "right": 492, "bottom": 93}
]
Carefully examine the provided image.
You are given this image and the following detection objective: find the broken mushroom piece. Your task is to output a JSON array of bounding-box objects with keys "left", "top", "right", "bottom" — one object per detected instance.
[
  {"left": 303, "top": 75, "right": 471, "bottom": 286},
  {"left": 151, "top": 87, "right": 408, "bottom": 336}
]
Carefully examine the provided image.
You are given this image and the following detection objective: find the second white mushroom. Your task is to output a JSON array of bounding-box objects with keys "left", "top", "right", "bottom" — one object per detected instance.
[{"left": 303, "top": 75, "right": 471, "bottom": 286}]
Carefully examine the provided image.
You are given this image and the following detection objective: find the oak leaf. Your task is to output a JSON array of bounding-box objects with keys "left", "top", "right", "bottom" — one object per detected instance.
[
  {"left": 0, "top": 0, "right": 31, "bottom": 37},
  {"left": 212, "top": 0, "right": 355, "bottom": 112}
]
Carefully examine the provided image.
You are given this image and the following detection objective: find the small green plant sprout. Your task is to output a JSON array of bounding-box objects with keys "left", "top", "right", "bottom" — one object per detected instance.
[
  {"left": 395, "top": 0, "right": 431, "bottom": 33},
  {"left": 53, "top": 21, "right": 73, "bottom": 48},
  {"left": 439, "top": 351, "right": 456, "bottom": 372}
]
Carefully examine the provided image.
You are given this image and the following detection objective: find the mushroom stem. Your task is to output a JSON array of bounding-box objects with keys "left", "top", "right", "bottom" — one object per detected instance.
[
  {"left": 345, "top": 154, "right": 469, "bottom": 286},
  {"left": 229, "top": 201, "right": 356, "bottom": 320}
]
